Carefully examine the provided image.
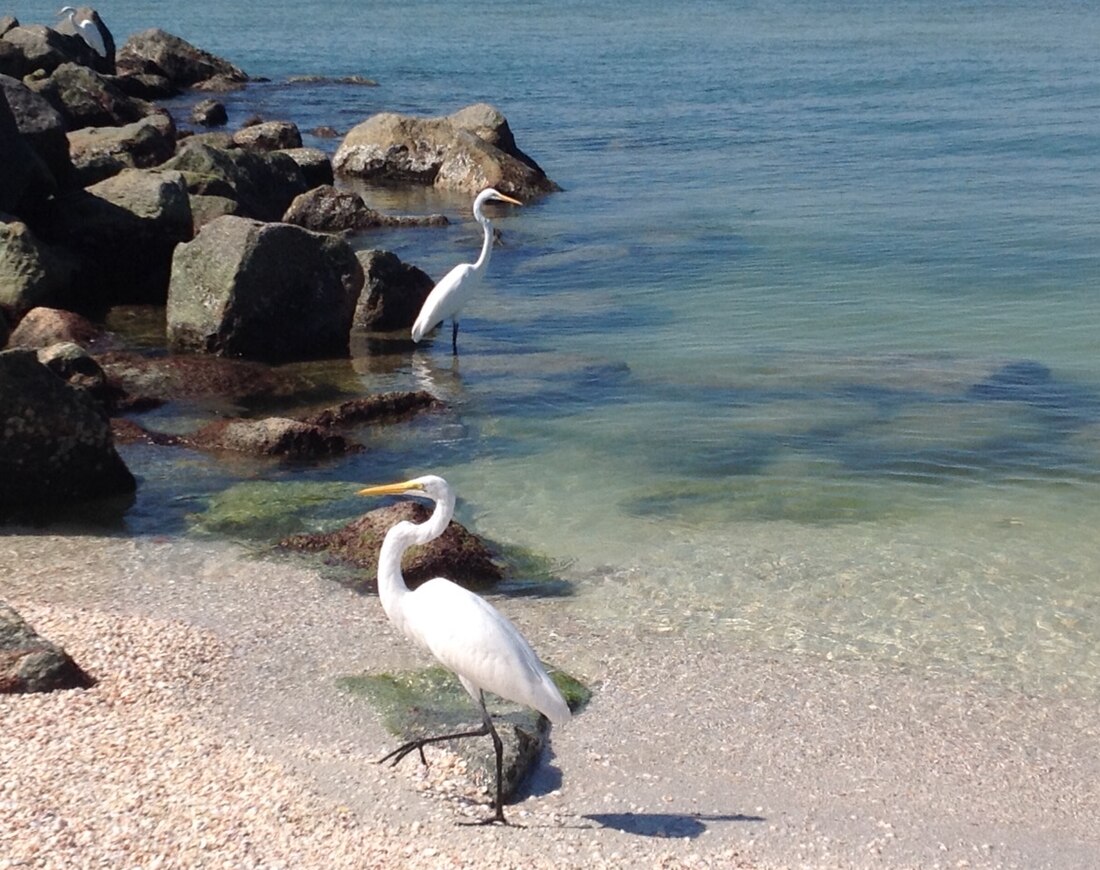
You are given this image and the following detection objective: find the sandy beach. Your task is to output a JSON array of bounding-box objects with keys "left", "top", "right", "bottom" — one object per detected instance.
[{"left": 2, "top": 532, "right": 1097, "bottom": 869}]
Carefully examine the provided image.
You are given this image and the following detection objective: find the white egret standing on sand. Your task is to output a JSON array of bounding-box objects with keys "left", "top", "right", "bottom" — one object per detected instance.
[
  {"left": 411, "top": 187, "right": 523, "bottom": 354},
  {"left": 57, "top": 6, "right": 107, "bottom": 57},
  {"left": 358, "top": 474, "right": 570, "bottom": 824}
]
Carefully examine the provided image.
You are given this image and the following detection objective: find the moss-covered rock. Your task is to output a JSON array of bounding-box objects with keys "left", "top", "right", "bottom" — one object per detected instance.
[
  {"left": 190, "top": 479, "right": 354, "bottom": 539},
  {"left": 280, "top": 501, "right": 504, "bottom": 592},
  {"left": 338, "top": 664, "right": 588, "bottom": 803}
]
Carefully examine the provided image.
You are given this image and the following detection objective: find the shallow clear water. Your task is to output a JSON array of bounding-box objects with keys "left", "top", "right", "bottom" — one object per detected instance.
[{"left": 15, "top": 1, "right": 1100, "bottom": 696}]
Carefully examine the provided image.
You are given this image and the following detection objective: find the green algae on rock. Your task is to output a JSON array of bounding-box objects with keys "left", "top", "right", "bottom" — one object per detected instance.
[{"left": 337, "top": 664, "right": 588, "bottom": 803}]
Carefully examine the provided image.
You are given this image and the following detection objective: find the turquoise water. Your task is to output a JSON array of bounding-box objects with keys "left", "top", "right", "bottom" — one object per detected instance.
[{"left": 16, "top": 2, "right": 1100, "bottom": 695}]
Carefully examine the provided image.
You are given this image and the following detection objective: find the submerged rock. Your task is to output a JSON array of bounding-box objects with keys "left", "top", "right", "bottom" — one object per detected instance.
[
  {"left": 968, "top": 359, "right": 1100, "bottom": 421},
  {"left": 0, "top": 603, "right": 94, "bottom": 693},
  {"left": 282, "top": 186, "right": 447, "bottom": 235},
  {"left": 298, "top": 391, "right": 439, "bottom": 427},
  {"left": 188, "top": 417, "right": 359, "bottom": 459},
  {"left": 279, "top": 501, "right": 504, "bottom": 592},
  {"left": 95, "top": 349, "right": 314, "bottom": 410},
  {"left": 109, "top": 417, "right": 183, "bottom": 446}
]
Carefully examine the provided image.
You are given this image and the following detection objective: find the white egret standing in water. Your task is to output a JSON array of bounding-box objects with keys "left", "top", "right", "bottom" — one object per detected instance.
[
  {"left": 358, "top": 474, "right": 570, "bottom": 824},
  {"left": 57, "top": 6, "right": 107, "bottom": 57},
  {"left": 411, "top": 188, "right": 523, "bottom": 354}
]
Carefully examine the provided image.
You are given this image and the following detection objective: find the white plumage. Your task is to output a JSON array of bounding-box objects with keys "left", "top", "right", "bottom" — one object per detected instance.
[
  {"left": 57, "top": 6, "right": 107, "bottom": 57},
  {"left": 411, "top": 188, "right": 523, "bottom": 354},
  {"left": 358, "top": 474, "right": 569, "bottom": 823}
]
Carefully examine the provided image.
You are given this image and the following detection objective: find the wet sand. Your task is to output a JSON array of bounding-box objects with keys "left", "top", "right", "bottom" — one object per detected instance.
[{"left": 2, "top": 532, "right": 1097, "bottom": 868}]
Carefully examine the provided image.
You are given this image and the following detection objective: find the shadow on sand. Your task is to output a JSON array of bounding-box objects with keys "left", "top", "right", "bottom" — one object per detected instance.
[{"left": 582, "top": 811, "right": 765, "bottom": 839}]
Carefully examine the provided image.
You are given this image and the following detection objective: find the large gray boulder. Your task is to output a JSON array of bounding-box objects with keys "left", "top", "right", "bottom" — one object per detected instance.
[
  {"left": 333, "top": 102, "right": 558, "bottom": 199},
  {"left": 283, "top": 185, "right": 387, "bottom": 233},
  {"left": 167, "top": 216, "right": 363, "bottom": 362},
  {"left": 163, "top": 141, "right": 310, "bottom": 222},
  {"left": 28, "top": 62, "right": 156, "bottom": 131},
  {"left": 116, "top": 29, "right": 247, "bottom": 89},
  {"left": 0, "top": 74, "right": 73, "bottom": 189},
  {"left": 0, "top": 348, "right": 135, "bottom": 517},
  {"left": 67, "top": 112, "right": 177, "bottom": 187},
  {"left": 0, "top": 84, "right": 55, "bottom": 215},
  {"left": 0, "top": 216, "right": 78, "bottom": 314},
  {"left": 0, "top": 24, "right": 98, "bottom": 79},
  {"left": 0, "top": 603, "right": 94, "bottom": 693},
  {"left": 41, "top": 168, "right": 192, "bottom": 311},
  {"left": 280, "top": 147, "right": 334, "bottom": 189},
  {"left": 353, "top": 249, "right": 435, "bottom": 331}
]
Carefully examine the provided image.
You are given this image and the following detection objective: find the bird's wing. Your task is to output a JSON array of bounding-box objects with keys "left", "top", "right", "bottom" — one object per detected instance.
[
  {"left": 411, "top": 263, "right": 479, "bottom": 341},
  {"left": 403, "top": 578, "right": 571, "bottom": 723},
  {"left": 78, "top": 18, "right": 107, "bottom": 56}
]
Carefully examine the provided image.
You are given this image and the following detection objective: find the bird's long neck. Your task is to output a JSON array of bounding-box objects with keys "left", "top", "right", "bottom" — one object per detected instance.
[
  {"left": 376, "top": 494, "right": 454, "bottom": 633},
  {"left": 471, "top": 207, "right": 494, "bottom": 274}
]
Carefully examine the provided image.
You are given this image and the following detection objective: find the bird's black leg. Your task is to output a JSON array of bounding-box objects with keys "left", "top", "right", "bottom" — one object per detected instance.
[
  {"left": 451, "top": 320, "right": 460, "bottom": 355},
  {"left": 486, "top": 704, "right": 506, "bottom": 824},
  {"left": 378, "top": 721, "right": 490, "bottom": 768},
  {"left": 464, "top": 693, "right": 508, "bottom": 825},
  {"left": 378, "top": 691, "right": 510, "bottom": 825}
]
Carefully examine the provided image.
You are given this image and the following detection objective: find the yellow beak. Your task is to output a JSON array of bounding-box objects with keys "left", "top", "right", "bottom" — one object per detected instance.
[
  {"left": 495, "top": 193, "right": 523, "bottom": 206},
  {"left": 357, "top": 480, "right": 422, "bottom": 497}
]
